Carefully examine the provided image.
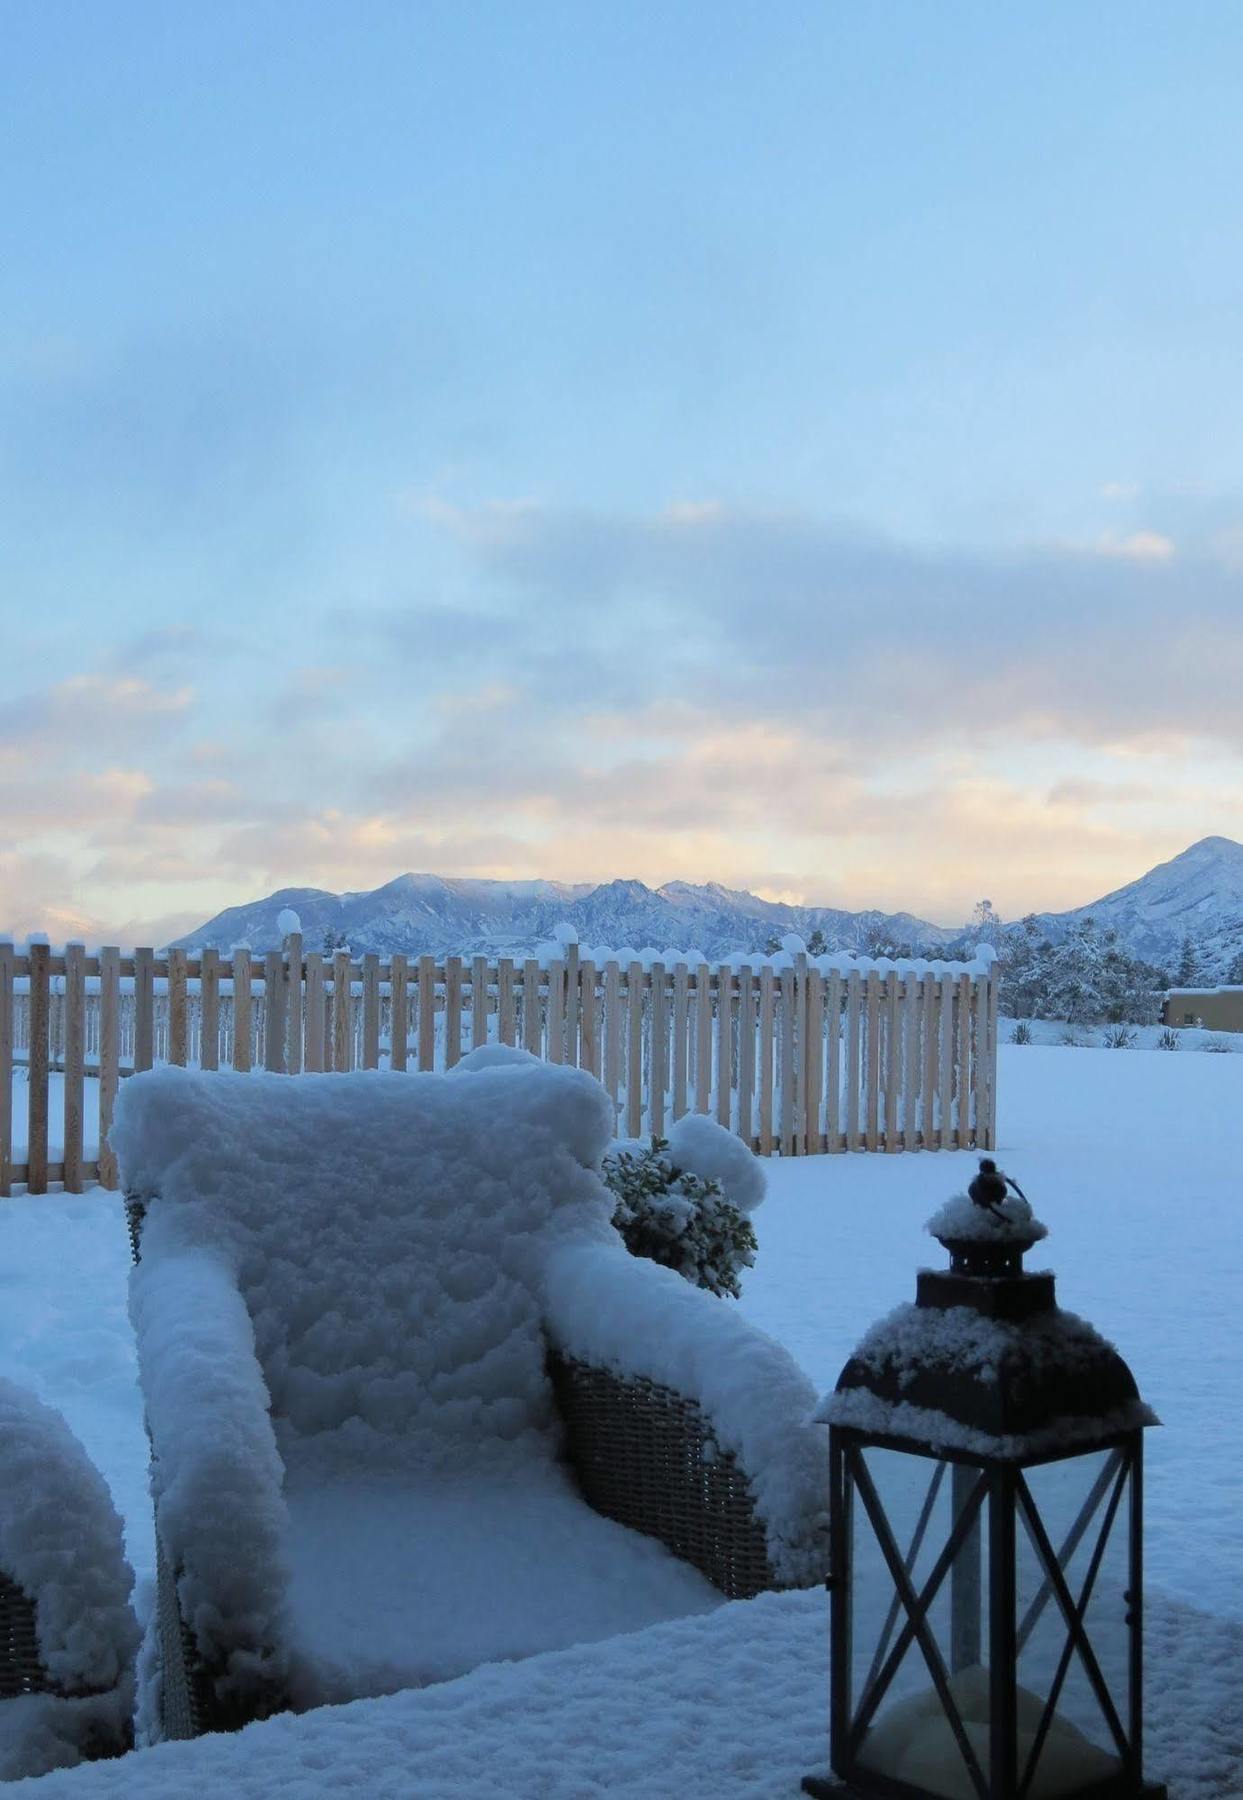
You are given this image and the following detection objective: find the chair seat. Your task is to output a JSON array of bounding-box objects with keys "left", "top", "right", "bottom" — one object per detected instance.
[{"left": 282, "top": 1457, "right": 724, "bottom": 1705}]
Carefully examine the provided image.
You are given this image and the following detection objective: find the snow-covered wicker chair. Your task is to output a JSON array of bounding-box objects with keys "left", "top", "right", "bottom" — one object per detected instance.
[
  {"left": 114, "top": 1055, "right": 827, "bottom": 1740},
  {"left": 0, "top": 1380, "right": 140, "bottom": 1779}
]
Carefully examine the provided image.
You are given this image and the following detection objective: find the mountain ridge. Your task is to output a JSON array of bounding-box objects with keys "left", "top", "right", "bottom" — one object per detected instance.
[{"left": 173, "top": 837, "right": 1243, "bottom": 979}]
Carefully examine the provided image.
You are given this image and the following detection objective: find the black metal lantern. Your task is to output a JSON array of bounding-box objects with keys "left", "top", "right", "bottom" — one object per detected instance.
[{"left": 803, "top": 1181, "right": 1165, "bottom": 1800}]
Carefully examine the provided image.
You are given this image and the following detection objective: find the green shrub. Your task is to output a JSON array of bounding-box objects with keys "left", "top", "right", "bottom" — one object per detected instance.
[
  {"left": 601, "top": 1136, "right": 757, "bottom": 1299},
  {"left": 1009, "top": 1021, "right": 1033, "bottom": 1045}
]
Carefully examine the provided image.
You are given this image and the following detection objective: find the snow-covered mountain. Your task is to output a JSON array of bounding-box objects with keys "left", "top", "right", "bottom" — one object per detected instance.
[
  {"left": 174, "top": 837, "right": 1243, "bottom": 975},
  {"left": 1027, "top": 836, "right": 1243, "bottom": 979},
  {"left": 173, "top": 873, "right": 963, "bottom": 960}
]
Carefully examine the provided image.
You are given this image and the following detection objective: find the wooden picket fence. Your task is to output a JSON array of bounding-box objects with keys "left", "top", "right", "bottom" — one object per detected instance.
[{"left": 0, "top": 938, "right": 998, "bottom": 1194}]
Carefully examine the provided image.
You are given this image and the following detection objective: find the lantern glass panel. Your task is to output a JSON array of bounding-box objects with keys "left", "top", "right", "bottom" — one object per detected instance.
[
  {"left": 850, "top": 1447, "right": 992, "bottom": 1799},
  {"left": 1013, "top": 1449, "right": 1133, "bottom": 1796}
]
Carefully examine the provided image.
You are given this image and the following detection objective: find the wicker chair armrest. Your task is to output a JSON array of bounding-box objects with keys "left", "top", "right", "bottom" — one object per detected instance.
[
  {"left": 130, "top": 1245, "right": 291, "bottom": 1716},
  {"left": 542, "top": 1239, "right": 828, "bottom": 1590},
  {"left": 549, "top": 1349, "right": 778, "bottom": 1598}
]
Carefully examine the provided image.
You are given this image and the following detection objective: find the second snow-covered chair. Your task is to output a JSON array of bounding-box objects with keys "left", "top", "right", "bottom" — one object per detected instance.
[
  {"left": 0, "top": 1380, "right": 139, "bottom": 1778},
  {"left": 114, "top": 1053, "right": 826, "bottom": 1739}
]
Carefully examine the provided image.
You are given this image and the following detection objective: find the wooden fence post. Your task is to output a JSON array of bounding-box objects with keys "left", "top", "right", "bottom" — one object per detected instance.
[
  {"left": 737, "top": 965, "right": 754, "bottom": 1150},
  {"left": 649, "top": 962, "right": 666, "bottom": 1139},
  {"left": 97, "top": 948, "right": 120, "bottom": 1190},
  {"left": 232, "top": 949, "right": 252, "bottom": 1073},
  {"left": 27, "top": 944, "right": 50, "bottom": 1194},
  {"left": 263, "top": 951, "right": 285, "bottom": 1072},
  {"left": 389, "top": 953, "right": 408, "bottom": 1071},
  {"left": 332, "top": 951, "right": 352, "bottom": 1071},
  {"left": 0, "top": 940, "right": 12, "bottom": 1196},
  {"left": 716, "top": 964, "right": 732, "bottom": 1132},
  {"left": 63, "top": 942, "right": 86, "bottom": 1192},
  {"left": 825, "top": 969, "right": 843, "bottom": 1152},
  {"left": 362, "top": 953, "right": 381, "bottom": 1069},
  {"left": 626, "top": 962, "right": 643, "bottom": 1138},
  {"left": 304, "top": 953, "right": 325, "bottom": 1073},
  {"left": 168, "top": 948, "right": 188, "bottom": 1068},
  {"left": 695, "top": 963, "right": 712, "bottom": 1116},
  {"left": 285, "top": 934, "right": 304, "bottom": 1075}
]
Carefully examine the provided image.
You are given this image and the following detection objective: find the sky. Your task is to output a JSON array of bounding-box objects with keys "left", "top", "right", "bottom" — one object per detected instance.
[{"left": 4, "top": 2, "right": 1243, "bottom": 946}]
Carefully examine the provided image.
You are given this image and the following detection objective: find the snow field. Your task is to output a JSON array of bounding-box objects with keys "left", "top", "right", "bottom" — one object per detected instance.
[
  {"left": 15, "top": 1586, "right": 1241, "bottom": 1799},
  {"left": 0, "top": 1042, "right": 1239, "bottom": 1794}
]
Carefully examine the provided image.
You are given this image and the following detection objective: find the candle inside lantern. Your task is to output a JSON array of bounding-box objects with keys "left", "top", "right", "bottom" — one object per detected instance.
[{"left": 857, "top": 1669, "right": 1121, "bottom": 1800}]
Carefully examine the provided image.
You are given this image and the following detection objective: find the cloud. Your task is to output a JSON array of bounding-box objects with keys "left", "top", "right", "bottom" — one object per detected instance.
[{"left": 1091, "top": 529, "right": 1175, "bottom": 562}]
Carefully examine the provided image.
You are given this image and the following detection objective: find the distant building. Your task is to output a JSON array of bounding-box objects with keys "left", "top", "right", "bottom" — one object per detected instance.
[{"left": 1162, "top": 986, "right": 1243, "bottom": 1031}]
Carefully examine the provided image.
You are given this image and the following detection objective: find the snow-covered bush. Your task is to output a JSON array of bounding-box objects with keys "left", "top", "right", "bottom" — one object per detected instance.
[
  {"left": 1102, "top": 1024, "right": 1136, "bottom": 1048},
  {"left": 601, "top": 1136, "right": 757, "bottom": 1299},
  {"left": 1201, "top": 1037, "right": 1234, "bottom": 1054},
  {"left": 1009, "top": 1021, "right": 1033, "bottom": 1045},
  {"left": 1157, "top": 1027, "right": 1180, "bottom": 1051}
]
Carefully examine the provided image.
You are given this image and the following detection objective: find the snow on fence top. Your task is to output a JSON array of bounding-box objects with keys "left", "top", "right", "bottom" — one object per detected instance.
[{"left": 0, "top": 928, "right": 999, "bottom": 980}]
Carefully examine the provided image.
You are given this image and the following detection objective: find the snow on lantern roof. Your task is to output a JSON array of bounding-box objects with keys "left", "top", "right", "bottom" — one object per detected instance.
[{"left": 815, "top": 1185, "right": 1157, "bottom": 1456}]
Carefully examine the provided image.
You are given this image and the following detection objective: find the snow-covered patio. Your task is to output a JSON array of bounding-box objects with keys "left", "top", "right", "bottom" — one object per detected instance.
[{"left": 2, "top": 1044, "right": 1240, "bottom": 1794}]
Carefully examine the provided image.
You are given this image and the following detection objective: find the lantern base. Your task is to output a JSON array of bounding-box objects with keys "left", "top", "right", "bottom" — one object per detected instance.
[{"left": 803, "top": 1778, "right": 1167, "bottom": 1799}]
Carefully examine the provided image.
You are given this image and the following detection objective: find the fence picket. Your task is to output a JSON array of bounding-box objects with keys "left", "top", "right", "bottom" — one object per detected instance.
[
  {"left": 200, "top": 948, "right": 220, "bottom": 1071},
  {"left": 918, "top": 972, "right": 936, "bottom": 1149},
  {"left": 0, "top": 941, "right": 12, "bottom": 1195},
  {"left": 884, "top": 973, "right": 901, "bottom": 1153},
  {"left": 331, "top": 951, "right": 351, "bottom": 1071},
  {"left": 62, "top": 943, "right": 86, "bottom": 1192},
  {"left": 826, "top": 970, "right": 843, "bottom": 1151},
  {"left": 779, "top": 968, "right": 795, "bottom": 1156},
  {"left": 758, "top": 966, "right": 775, "bottom": 1156},
  {"left": 903, "top": 975, "right": 920, "bottom": 1152},
  {"left": 471, "top": 955, "right": 489, "bottom": 1057},
  {"left": 285, "top": 934, "right": 303, "bottom": 1075},
  {"left": 984, "top": 971, "right": 1000, "bottom": 1148},
  {"left": 672, "top": 963, "right": 689, "bottom": 1121},
  {"left": 973, "top": 968, "right": 988, "bottom": 1147},
  {"left": 649, "top": 963, "right": 666, "bottom": 1138},
  {"left": 167, "top": 948, "right": 188, "bottom": 1068},
  {"left": 695, "top": 964, "right": 712, "bottom": 1115},
  {"left": 626, "top": 962, "right": 644, "bottom": 1138},
  {"left": 263, "top": 952, "right": 285, "bottom": 1072},
  {"left": 603, "top": 961, "right": 620, "bottom": 1110},
  {"left": 26, "top": 945, "right": 50, "bottom": 1194},
  {"left": 716, "top": 965, "right": 732, "bottom": 1131},
  {"left": 805, "top": 966, "right": 824, "bottom": 1153},
  {"left": 96, "top": 948, "right": 120, "bottom": 1190},
  {"left": 133, "top": 948, "right": 155, "bottom": 1080},
  {"left": 580, "top": 960, "right": 597, "bottom": 1076},
  {"left": 304, "top": 953, "right": 325, "bottom": 1072},
  {"left": 937, "top": 972, "right": 955, "bottom": 1150},
  {"left": 864, "top": 971, "right": 881, "bottom": 1152},
  {"left": 498, "top": 958, "right": 516, "bottom": 1047},
  {"left": 232, "top": 949, "right": 252, "bottom": 1073},
  {"left": 956, "top": 973, "right": 972, "bottom": 1150},
  {"left": 736, "top": 965, "right": 754, "bottom": 1149},
  {"left": 389, "top": 954, "right": 408, "bottom": 1072},
  {"left": 444, "top": 958, "right": 462, "bottom": 1069},
  {"left": 362, "top": 954, "right": 381, "bottom": 1069},
  {"left": 418, "top": 956, "right": 437, "bottom": 1070},
  {"left": 522, "top": 960, "right": 541, "bottom": 1056},
  {"left": 844, "top": 971, "right": 862, "bottom": 1151},
  {"left": 564, "top": 945, "right": 579, "bottom": 1066}
]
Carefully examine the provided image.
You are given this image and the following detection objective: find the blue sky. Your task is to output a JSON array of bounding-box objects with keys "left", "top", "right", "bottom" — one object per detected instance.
[{"left": 4, "top": 3, "right": 1243, "bottom": 943}]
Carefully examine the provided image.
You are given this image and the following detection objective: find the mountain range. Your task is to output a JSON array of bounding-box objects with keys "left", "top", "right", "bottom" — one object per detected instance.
[{"left": 175, "top": 837, "right": 1243, "bottom": 980}]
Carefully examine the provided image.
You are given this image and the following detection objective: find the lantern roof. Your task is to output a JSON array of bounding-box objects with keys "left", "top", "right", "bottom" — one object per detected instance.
[{"left": 817, "top": 1173, "right": 1158, "bottom": 1459}]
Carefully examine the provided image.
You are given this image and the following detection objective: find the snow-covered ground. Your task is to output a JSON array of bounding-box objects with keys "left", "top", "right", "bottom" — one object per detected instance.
[
  {"left": 999, "top": 1018, "right": 1240, "bottom": 1052},
  {"left": 0, "top": 1044, "right": 1239, "bottom": 1793}
]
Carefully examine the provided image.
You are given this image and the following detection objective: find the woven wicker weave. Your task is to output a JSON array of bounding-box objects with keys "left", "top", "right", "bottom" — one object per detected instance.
[
  {"left": 0, "top": 1573, "right": 48, "bottom": 1699},
  {"left": 549, "top": 1352, "right": 776, "bottom": 1600}
]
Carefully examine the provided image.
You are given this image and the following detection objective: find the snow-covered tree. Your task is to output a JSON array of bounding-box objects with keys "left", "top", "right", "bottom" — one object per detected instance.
[{"left": 1176, "top": 934, "right": 1201, "bottom": 986}]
